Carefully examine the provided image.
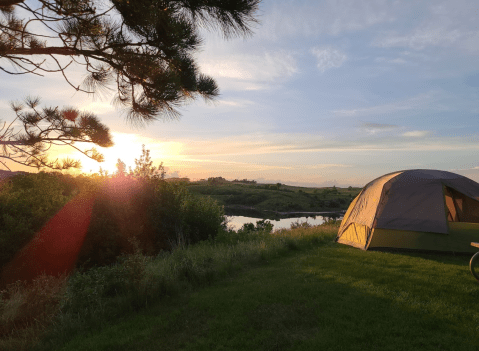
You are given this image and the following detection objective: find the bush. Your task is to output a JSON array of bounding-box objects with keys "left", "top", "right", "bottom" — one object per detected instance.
[
  {"left": 215, "top": 219, "right": 274, "bottom": 245},
  {"left": 290, "top": 220, "right": 312, "bottom": 229},
  {"left": 75, "top": 176, "right": 226, "bottom": 269},
  {"left": 150, "top": 181, "right": 226, "bottom": 249},
  {"left": 0, "top": 166, "right": 226, "bottom": 273},
  {"left": 0, "top": 173, "right": 76, "bottom": 269},
  {"left": 77, "top": 176, "right": 153, "bottom": 269}
]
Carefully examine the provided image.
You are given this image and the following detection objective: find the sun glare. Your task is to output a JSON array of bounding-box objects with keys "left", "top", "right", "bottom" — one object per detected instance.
[{"left": 51, "top": 132, "right": 183, "bottom": 175}]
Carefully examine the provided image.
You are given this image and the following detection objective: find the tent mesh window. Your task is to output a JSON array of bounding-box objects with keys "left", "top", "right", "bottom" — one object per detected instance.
[{"left": 445, "top": 187, "right": 479, "bottom": 223}]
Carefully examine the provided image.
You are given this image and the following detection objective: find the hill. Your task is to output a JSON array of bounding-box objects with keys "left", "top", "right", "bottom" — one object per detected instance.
[{"left": 187, "top": 177, "right": 362, "bottom": 217}]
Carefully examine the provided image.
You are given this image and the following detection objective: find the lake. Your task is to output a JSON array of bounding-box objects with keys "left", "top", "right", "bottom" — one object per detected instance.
[{"left": 226, "top": 214, "right": 343, "bottom": 231}]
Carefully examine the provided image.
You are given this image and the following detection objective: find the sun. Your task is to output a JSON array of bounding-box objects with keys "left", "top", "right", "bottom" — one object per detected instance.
[
  {"left": 77, "top": 132, "right": 183, "bottom": 175},
  {"left": 46, "top": 132, "right": 183, "bottom": 175},
  {"left": 79, "top": 133, "right": 151, "bottom": 174}
]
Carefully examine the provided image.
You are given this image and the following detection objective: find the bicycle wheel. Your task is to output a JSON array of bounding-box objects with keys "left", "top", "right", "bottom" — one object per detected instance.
[{"left": 470, "top": 252, "right": 479, "bottom": 281}]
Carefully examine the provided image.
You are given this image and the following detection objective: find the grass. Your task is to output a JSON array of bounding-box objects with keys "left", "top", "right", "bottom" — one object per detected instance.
[
  {"left": 0, "top": 274, "right": 68, "bottom": 351},
  {"left": 4, "top": 224, "right": 477, "bottom": 350},
  {"left": 0, "top": 224, "right": 333, "bottom": 350}
]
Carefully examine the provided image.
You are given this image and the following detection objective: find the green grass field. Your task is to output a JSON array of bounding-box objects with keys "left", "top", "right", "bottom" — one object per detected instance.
[{"left": 25, "top": 226, "right": 479, "bottom": 351}]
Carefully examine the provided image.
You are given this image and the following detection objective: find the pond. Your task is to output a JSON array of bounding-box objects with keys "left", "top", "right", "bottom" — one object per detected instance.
[{"left": 226, "top": 214, "right": 343, "bottom": 231}]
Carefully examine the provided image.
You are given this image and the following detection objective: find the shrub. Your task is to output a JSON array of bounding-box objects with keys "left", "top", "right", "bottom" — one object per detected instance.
[
  {"left": 150, "top": 181, "right": 226, "bottom": 249},
  {"left": 0, "top": 173, "right": 76, "bottom": 269},
  {"left": 76, "top": 176, "right": 158, "bottom": 269},
  {"left": 290, "top": 220, "right": 312, "bottom": 229},
  {"left": 76, "top": 176, "right": 226, "bottom": 269},
  {"left": 215, "top": 219, "right": 274, "bottom": 245}
]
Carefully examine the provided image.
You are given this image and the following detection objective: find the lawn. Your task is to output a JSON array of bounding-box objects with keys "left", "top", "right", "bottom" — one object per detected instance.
[{"left": 32, "top": 229, "right": 479, "bottom": 351}]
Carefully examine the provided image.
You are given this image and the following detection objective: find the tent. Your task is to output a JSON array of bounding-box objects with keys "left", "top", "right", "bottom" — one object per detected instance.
[{"left": 336, "top": 169, "right": 479, "bottom": 253}]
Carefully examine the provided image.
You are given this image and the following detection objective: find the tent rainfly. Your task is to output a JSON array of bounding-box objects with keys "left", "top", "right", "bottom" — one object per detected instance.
[{"left": 336, "top": 169, "right": 479, "bottom": 253}]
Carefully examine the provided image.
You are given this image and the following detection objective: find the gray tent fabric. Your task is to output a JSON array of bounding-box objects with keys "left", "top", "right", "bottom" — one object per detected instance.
[
  {"left": 339, "top": 171, "right": 401, "bottom": 234},
  {"left": 338, "top": 169, "right": 479, "bottom": 237},
  {"left": 375, "top": 174, "right": 449, "bottom": 233}
]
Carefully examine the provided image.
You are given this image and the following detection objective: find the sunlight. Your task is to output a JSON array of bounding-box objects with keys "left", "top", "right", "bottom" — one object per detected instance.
[
  {"left": 0, "top": 192, "right": 95, "bottom": 286},
  {"left": 48, "top": 132, "right": 183, "bottom": 175},
  {"left": 83, "top": 132, "right": 183, "bottom": 174},
  {"left": 82, "top": 133, "right": 146, "bottom": 174}
]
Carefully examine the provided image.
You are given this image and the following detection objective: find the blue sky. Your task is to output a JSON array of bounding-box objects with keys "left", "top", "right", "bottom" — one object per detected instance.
[{"left": 1, "top": 0, "right": 479, "bottom": 187}]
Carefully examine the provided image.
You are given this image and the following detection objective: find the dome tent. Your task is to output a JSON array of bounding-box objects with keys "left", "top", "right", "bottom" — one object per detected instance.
[{"left": 337, "top": 169, "right": 479, "bottom": 253}]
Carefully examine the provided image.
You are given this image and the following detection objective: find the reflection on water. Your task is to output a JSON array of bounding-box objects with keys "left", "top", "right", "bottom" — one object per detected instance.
[{"left": 227, "top": 214, "right": 342, "bottom": 231}]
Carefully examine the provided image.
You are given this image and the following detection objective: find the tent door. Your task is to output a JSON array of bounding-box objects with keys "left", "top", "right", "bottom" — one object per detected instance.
[{"left": 444, "top": 186, "right": 479, "bottom": 224}]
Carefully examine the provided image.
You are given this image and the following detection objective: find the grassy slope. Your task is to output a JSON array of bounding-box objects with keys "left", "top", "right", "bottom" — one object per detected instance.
[
  {"left": 38, "top": 232, "right": 479, "bottom": 351},
  {"left": 187, "top": 182, "right": 362, "bottom": 214}
]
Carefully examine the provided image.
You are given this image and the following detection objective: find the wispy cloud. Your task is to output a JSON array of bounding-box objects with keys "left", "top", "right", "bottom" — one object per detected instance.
[
  {"left": 79, "top": 101, "right": 115, "bottom": 114},
  {"left": 170, "top": 157, "right": 294, "bottom": 171},
  {"left": 372, "top": 27, "right": 462, "bottom": 50},
  {"left": 402, "top": 130, "right": 430, "bottom": 137},
  {"left": 449, "top": 166, "right": 479, "bottom": 172},
  {"left": 178, "top": 131, "right": 479, "bottom": 158},
  {"left": 301, "top": 164, "right": 353, "bottom": 169},
  {"left": 333, "top": 91, "right": 439, "bottom": 117},
  {"left": 200, "top": 51, "right": 298, "bottom": 87},
  {"left": 204, "top": 99, "right": 255, "bottom": 108},
  {"left": 310, "top": 47, "right": 347, "bottom": 72},
  {"left": 371, "top": 0, "right": 479, "bottom": 53},
  {"left": 259, "top": 0, "right": 396, "bottom": 39},
  {"left": 360, "top": 122, "right": 399, "bottom": 134}
]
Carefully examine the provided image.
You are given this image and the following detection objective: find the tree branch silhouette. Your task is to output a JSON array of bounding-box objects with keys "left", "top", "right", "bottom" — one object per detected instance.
[{"left": 0, "top": 97, "right": 113, "bottom": 170}]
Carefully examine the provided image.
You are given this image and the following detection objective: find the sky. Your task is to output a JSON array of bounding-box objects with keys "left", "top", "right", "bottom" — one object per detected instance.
[{"left": 1, "top": 0, "right": 479, "bottom": 187}]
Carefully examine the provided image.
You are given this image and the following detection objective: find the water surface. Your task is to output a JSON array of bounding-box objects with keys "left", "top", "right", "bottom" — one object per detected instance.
[{"left": 227, "top": 214, "right": 340, "bottom": 231}]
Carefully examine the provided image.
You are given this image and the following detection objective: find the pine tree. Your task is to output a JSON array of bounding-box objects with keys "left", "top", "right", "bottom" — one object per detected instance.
[
  {"left": 0, "top": 0, "right": 259, "bottom": 170},
  {"left": 0, "top": 96, "right": 112, "bottom": 170},
  {"left": 0, "top": 0, "right": 260, "bottom": 123}
]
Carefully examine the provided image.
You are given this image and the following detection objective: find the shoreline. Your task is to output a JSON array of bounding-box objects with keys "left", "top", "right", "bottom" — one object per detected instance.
[{"left": 224, "top": 205, "right": 345, "bottom": 218}]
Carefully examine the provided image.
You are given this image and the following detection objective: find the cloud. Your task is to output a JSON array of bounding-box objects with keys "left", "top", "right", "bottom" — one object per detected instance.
[
  {"left": 310, "top": 47, "right": 347, "bottom": 72},
  {"left": 370, "top": 0, "right": 479, "bottom": 53},
  {"left": 375, "top": 57, "right": 407, "bottom": 64},
  {"left": 390, "top": 58, "right": 407, "bottom": 64},
  {"left": 176, "top": 131, "right": 479, "bottom": 158},
  {"left": 259, "top": 0, "right": 395, "bottom": 39},
  {"left": 0, "top": 100, "right": 12, "bottom": 117},
  {"left": 301, "top": 164, "right": 353, "bottom": 169},
  {"left": 79, "top": 101, "right": 115, "bottom": 115},
  {"left": 449, "top": 166, "right": 479, "bottom": 172},
  {"left": 333, "top": 91, "right": 439, "bottom": 117},
  {"left": 213, "top": 99, "right": 255, "bottom": 107},
  {"left": 200, "top": 51, "right": 298, "bottom": 86},
  {"left": 372, "top": 27, "right": 462, "bottom": 50},
  {"left": 360, "top": 122, "right": 399, "bottom": 134},
  {"left": 172, "top": 157, "right": 294, "bottom": 171},
  {"left": 402, "top": 130, "right": 430, "bottom": 137}
]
